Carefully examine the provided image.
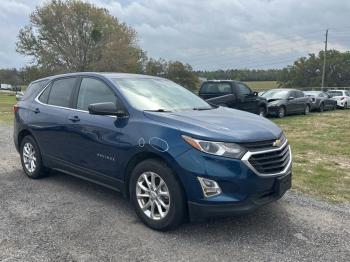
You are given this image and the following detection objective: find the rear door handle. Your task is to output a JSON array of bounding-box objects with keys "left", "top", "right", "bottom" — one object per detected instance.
[{"left": 68, "top": 115, "right": 80, "bottom": 122}]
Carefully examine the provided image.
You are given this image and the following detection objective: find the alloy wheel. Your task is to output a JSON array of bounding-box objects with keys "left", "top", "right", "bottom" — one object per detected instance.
[
  {"left": 23, "top": 142, "right": 37, "bottom": 173},
  {"left": 136, "top": 172, "right": 170, "bottom": 220}
]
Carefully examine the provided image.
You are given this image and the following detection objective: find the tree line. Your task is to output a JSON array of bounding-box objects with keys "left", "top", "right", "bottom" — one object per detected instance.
[{"left": 1, "top": 0, "right": 350, "bottom": 90}]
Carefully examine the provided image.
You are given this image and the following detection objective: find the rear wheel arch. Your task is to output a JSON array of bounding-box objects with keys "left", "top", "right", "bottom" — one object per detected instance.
[{"left": 18, "top": 129, "right": 35, "bottom": 149}]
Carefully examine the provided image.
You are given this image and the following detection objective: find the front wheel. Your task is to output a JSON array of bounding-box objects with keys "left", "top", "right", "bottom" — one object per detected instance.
[
  {"left": 319, "top": 103, "right": 324, "bottom": 112},
  {"left": 258, "top": 106, "right": 267, "bottom": 117},
  {"left": 304, "top": 105, "right": 310, "bottom": 115},
  {"left": 130, "top": 159, "right": 185, "bottom": 231},
  {"left": 277, "top": 106, "right": 285, "bottom": 118}
]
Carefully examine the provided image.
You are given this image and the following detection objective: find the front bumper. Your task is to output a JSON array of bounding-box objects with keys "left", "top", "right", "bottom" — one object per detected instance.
[
  {"left": 188, "top": 172, "right": 291, "bottom": 221},
  {"left": 174, "top": 143, "right": 292, "bottom": 221}
]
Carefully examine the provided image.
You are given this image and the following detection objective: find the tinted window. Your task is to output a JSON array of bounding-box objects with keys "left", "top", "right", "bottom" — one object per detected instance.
[
  {"left": 47, "top": 78, "right": 77, "bottom": 108},
  {"left": 38, "top": 84, "right": 51, "bottom": 103},
  {"left": 77, "top": 78, "right": 116, "bottom": 111},
  {"left": 201, "top": 83, "right": 232, "bottom": 94},
  {"left": 237, "top": 83, "right": 251, "bottom": 95},
  {"left": 295, "top": 91, "right": 304, "bottom": 98},
  {"left": 327, "top": 91, "right": 343, "bottom": 97},
  {"left": 345, "top": 91, "right": 350, "bottom": 96},
  {"left": 22, "top": 80, "right": 48, "bottom": 100}
]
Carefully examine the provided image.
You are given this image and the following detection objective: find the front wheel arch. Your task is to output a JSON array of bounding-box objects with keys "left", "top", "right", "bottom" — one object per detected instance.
[{"left": 124, "top": 151, "right": 186, "bottom": 202}]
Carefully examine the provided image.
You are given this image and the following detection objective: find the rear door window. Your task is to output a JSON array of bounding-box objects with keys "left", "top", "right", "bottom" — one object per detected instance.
[
  {"left": 47, "top": 78, "right": 77, "bottom": 108},
  {"left": 201, "top": 83, "right": 232, "bottom": 94},
  {"left": 76, "top": 78, "right": 116, "bottom": 111}
]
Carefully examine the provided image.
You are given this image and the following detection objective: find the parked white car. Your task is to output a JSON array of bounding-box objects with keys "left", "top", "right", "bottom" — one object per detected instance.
[
  {"left": 327, "top": 90, "right": 350, "bottom": 109},
  {"left": 0, "top": 83, "right": 13, "bottom": 90}
]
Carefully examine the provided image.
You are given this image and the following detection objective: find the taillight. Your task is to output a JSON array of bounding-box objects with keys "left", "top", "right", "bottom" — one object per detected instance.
[{"left": 13, "top": 104, "right": 18, "bottom": 113}]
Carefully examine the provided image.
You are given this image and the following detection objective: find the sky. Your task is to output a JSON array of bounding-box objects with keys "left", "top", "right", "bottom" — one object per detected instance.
[{"left": 0, "top": 0, "right": 350, "bottom": 70}]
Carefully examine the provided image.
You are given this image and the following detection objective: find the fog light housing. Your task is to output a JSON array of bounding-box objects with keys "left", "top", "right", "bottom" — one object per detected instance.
[{"left": 197, "top": 177, "right": 222, "bottom": 198}]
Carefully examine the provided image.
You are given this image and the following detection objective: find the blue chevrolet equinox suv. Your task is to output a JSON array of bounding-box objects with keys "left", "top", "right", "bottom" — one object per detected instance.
[{"left": 14, "top": 73, "right": 292, "bottom": 230}]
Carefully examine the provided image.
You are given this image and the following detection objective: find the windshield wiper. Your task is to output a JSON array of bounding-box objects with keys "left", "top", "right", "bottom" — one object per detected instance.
[
  {"left": 144, "top": 109, "right": 172, "bottom": 112},
  {"left": 192, "top": 107, "right": 213, "bottom": 111}
]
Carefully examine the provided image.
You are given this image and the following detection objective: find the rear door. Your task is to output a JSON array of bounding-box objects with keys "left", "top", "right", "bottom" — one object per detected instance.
[
  {"left": 30, "top": 77, "right": 79, "bottom": 162},
  {"left": 65, "top": 77, "right": 124, "bottom": 180}
]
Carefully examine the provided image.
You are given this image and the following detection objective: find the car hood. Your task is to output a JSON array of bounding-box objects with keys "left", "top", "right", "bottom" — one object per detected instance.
[{"left": 144, "top": 107, "right": 282, "bottom": 143}]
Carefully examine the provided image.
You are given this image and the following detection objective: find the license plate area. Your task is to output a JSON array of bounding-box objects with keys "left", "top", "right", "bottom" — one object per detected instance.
[{"left": 275, "top": 173, "right": 292, "bottom": 194}]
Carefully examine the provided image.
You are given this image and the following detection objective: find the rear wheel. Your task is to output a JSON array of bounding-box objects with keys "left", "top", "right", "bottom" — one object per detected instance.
[
  {"left": 20, "top": 136, "right": 47, "bottom": 179},
  {"left": 277, "top": 106, "right": 285, "bottom": 118},
  {"left": 345, "top": 102, "right": 348, "bottom": 109},
  {"left": 130, "top": 159, "right": 185, "bottom": 231}
]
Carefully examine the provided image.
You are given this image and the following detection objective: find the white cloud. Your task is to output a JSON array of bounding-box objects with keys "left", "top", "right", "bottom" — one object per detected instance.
[{"left": 0, "top": 0, "right": 349, "bottom": 69}]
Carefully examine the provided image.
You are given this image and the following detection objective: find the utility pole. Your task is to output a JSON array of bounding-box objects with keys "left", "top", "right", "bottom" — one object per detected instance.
[{"left": 321, "top": 29, "right": 328, "bottom": 90}]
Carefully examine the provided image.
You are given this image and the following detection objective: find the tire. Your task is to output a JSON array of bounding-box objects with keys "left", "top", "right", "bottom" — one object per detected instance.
[
  {"left": 258, "top": 106, "right": 267, "bottom": 117},
  {"left": 20, "top": 135, "right": 47, "bottom": 179},
  {"left": 304, "top": 105, "right": 310, "bottom": 115},
  {"left": 319, "top": 103, "right": 324, "bottom": 112},
  {"left": 130, "top": 159, "right": 185, "bottom": 231},
  {"left": 277, "top": 106, "right": 285, "bottom": 118},
  {"left": 345, "top": 102, "right": 348, "bottom": 109}
]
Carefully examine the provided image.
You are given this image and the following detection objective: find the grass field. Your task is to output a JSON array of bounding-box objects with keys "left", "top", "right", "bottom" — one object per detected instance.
[
  {"left": 0, "top": 92, "right": 349, "bottom": 202},
  {"left": 273, "top": 110, "right": 350, "bottom": 203},
  {"left": 244, "top": 81, "right": 279, "bottom": 90},
  {"left": 0, "top": 92, "right": 16, "bottom": 125}
]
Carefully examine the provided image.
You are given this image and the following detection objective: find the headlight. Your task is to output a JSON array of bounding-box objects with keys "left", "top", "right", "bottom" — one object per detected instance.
[{"left": 182, "top": 135, "right": 246, "bottom": 159}]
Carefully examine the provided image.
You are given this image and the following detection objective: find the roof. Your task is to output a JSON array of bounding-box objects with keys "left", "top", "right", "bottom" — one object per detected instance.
[{"left": 32, "top": 72, "right": 160, "bottom": 83}]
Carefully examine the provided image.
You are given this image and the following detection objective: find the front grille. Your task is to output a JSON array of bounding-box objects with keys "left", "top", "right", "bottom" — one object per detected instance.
[
  {"left": 248, "top": 142, "right": 290, "bottom": 174},
  {"left": 242, "top": 135, "right": 286, "bottom": 151}
]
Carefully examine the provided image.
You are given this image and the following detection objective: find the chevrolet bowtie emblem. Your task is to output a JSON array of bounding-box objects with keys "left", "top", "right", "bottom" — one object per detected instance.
[{"left": 273, "top": 139, "right": 282, "bottom": 147}]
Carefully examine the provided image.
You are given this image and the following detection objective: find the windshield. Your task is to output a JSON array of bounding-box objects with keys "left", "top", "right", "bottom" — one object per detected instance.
[
  {"left": 113, "top": 78, "right": 212, "bottom": 111},
  {"left": 261, "top": 89, "right": 290, "bottom": 100},
  {"left": 327, "top": 91, "right": 343, "bottom": 97}
]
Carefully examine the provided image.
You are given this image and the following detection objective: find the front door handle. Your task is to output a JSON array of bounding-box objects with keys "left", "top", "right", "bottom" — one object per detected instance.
[
  {"left": 34, "top": 108, "right": 40, "bottom": 114},
  {"left": 68, "top": 115, "right": 80, "bottom": 122}
]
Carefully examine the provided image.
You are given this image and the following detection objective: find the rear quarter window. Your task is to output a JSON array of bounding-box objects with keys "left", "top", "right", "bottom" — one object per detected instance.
[{"left": 22, "top": 80, "right": 49, "bottom": 100}]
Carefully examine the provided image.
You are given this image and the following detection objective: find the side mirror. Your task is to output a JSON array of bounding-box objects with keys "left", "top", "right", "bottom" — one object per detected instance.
[
  {"left": 88, "top": 102, "right": 127, "bottom": 117},
  {"left": 288, "top": 96, "right": 295, "bottom": 100},
  {"left": 253, "top": 91, "right": 258, "bottom": 96}
]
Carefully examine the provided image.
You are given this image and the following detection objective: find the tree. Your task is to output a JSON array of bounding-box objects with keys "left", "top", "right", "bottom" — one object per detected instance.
[
  {"left": 0, "top": 68, "right": 23, "bottom": 86},
  {"left": 16, "top": 0, "right": 143, "bottom": 73},
  {"left": 278, "top": 50, "right": 350, "bottom": 87},
  {"left": 166, "top": 61, "right": 199, "bottom": 91}
]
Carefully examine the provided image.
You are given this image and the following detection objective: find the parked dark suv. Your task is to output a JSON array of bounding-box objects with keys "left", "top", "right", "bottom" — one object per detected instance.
[
  {"left": 14, "top": 73, "right": 292, "bottom": 230},
  {"left": 198, "top": 80, "right": 268, "bottom": 116}
]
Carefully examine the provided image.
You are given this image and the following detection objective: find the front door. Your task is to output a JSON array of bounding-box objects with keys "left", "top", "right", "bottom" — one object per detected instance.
[
  {"left": 65, "top": 77, "right": 124, "bottom": 180},
  {"left": 235, "top": 82, "right": 257, "bottom": 113}
]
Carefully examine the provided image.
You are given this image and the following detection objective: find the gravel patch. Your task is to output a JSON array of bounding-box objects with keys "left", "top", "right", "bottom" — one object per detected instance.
[{"left": 0, "top": 124, "right": 349, "bottom": 261}]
